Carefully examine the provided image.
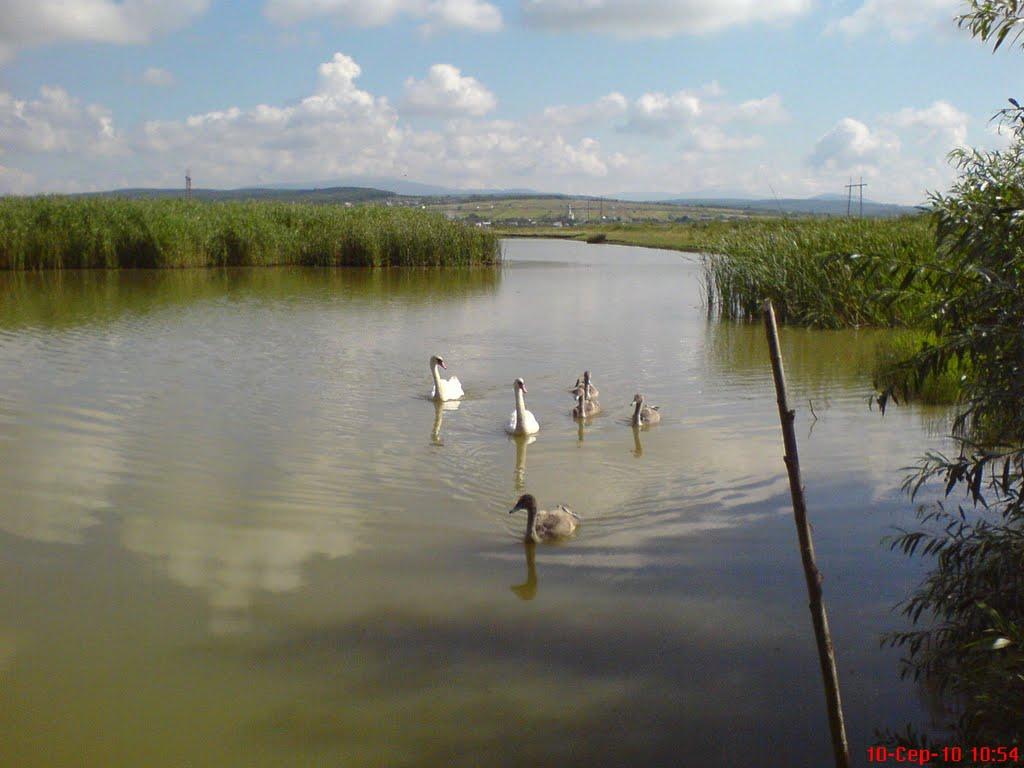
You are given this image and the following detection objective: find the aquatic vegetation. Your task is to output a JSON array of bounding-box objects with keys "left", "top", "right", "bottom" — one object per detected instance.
[
  {"left": 869, "top": 81, "right": 1024, "bottom": 748},
  {"left": 0, "top": 197, "right": 501, "bottom": 270},
  {"left": 871, "top": 332, "right": 964, "bottom": 406},
  {"left": 699, "top": 216, "right": 937, "bottom": 329}
]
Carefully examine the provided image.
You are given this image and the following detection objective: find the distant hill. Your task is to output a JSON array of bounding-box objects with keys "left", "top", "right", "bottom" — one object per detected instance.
[
  {"left": 268, "top": 176, "right": 541, "bottom": 197},
  {"left": 90, "top": 186, "right": 395, "bottom": 203},
  {"left": 664, "top": 195, "right": 921, "bottom": 218}
]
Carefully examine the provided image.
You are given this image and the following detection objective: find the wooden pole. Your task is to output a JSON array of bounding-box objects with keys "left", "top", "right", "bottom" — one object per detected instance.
[{"left": 763, "top": 299, "right": 851, "bottom": 768}]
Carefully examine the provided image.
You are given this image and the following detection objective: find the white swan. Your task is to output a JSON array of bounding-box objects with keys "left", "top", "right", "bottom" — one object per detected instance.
[
  {"left": 429, "top": 355, "right": 464, "bottom": 402},
  {"left": 505, "top": 378, "right": 540, "bottom": 435}
]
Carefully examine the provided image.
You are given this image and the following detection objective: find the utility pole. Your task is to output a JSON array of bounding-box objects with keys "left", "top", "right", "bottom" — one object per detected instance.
[{"left": 844, "top": 178, "right": 867, "bottom": 218}]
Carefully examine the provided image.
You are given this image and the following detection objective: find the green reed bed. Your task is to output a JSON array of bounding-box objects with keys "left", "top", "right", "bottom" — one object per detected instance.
[
  {"left": 0, "top": 197, "right": 501, "bottom": 269},
  {"left": 700, "top": 215, "right": 936, "bottom": 329}
]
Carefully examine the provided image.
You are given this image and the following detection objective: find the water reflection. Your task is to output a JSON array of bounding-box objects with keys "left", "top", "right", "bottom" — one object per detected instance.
[
  {"left": 631, "top": 426, "right": 644, "bottom": 458},
  {"left": 509, "top": 540, "right": 538, "bottom": 601},
  {"left": 430, "top": 400, "right": 460, "bottom": 445},
  {"left": 511, "top": 434, "right": 534, "bottom": 490},
  {"left": 0, "top": 239, "right": 950, "bottom": 766},
  {"left": 0, "top": 266, "right": 501, "bottom": 330}
]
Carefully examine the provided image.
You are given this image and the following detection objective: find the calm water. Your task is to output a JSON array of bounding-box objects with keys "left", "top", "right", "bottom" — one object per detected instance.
[{"left": 0, "top": 239, "right": 949, "bottom": 766}]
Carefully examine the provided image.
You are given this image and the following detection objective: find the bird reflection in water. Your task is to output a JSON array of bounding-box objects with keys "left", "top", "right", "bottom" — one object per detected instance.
[
  {"left": 430, "top": 399, "right": 460, "bottom": 445},
  {"left": 631, "top": 425, "right": 644, "bottom": 457},
  {"left": 510, "top": 539, "right": 538, "bottom": 601},
  {"left": 511, "top": 433, "right": 535, "bottom": 490}
]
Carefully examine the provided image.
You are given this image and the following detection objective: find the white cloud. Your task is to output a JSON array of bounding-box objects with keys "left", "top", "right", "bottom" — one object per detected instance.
[
  {"left": 545, "top": 86, "right": 786, "bottom": 146},
  {"left": 140, "top": 67, "right": 176, "bottom": 88},
  {"left": 141, "top": 53, "right": 401, "bottom": 183},
  {"left": 0, "top": 0, "right": 210, "bottom": 62},
  {"left": 805, "top": 103, "right": 977, "bottom": 202},
  {"left": 521, "top": 0, "right": 812, "bottom": 37},
  {"left": 887, "top": 100, "right": 968, "bottom": 148},
  {"left": 403, "top": 64, "right": 497, "bottom": 116},
  {"left": 0, "top": 53, "right": 977, "bottom": 205},
  {"left": 830, "top": 0, "right": 959, "bottom": 41},
  {"left": 543, "top": 93, "right": 629, "bottom": 127},
  {"left": 719, "top": 94, "right": 789, "bottom": 124},
  {"left": 626, "top": 90, "right": 703, "bottom": 133},
  {"left": 422, "top": 0, "right": 502, "bottom": 33},
  {"left": 808, "top": 117, "right": 899, "bottom": 172},
  {"left": 0, "top": 86, "right": 121, "bottom": 155},
  {"left": 263, "top": 0, "right": 502, "bottom": 32},
  {"left": 682, "top": 126, "right": 764, "bottom": 152}
]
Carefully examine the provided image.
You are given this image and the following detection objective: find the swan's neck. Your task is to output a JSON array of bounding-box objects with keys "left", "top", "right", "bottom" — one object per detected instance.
[
  {"left": 514, "top": 388, "right": 527, "bottom": 425},
  {"left": 525, "top": 507, "right": 540, "bottom": 543},
  {"left": 431, "top": 362, "right": 443, "bottom": 392},
  {"left": 632, "top": 400, "right": 643, "bottom": 426}
]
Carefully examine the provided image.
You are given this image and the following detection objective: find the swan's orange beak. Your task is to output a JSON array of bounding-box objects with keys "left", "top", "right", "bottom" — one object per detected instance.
[
  {"left": 439, "top": 360, "right": 447, "bottom": 369},
  {"left": 521, "top": 384, "right": 527, "bottom": 393}
]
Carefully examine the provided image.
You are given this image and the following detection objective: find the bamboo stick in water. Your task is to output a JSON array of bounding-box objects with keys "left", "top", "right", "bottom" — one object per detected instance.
[{"left": 763, "top": 299, "right": 851, "bottom": 768}]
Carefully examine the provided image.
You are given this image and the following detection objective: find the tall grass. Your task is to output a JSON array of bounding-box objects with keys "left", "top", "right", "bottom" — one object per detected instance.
[
  {"left": 0, "top": 197, "right": 501, "bottom": 269},
  {"left": 700, "top": 216, "right": 936, "bottom": 328}
]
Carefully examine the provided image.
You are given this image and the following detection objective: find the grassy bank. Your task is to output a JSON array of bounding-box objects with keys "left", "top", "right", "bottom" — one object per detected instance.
[
  {"left": 0, "top": 197, "right": 501, "bottom": 269},
  {"left": 497, "top": 216, "right": 936, "bottom": 328}
]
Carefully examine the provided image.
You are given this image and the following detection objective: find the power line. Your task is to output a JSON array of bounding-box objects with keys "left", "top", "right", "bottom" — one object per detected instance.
[{"left": 845, "top": 177, "right": 866, "bottom": 218}]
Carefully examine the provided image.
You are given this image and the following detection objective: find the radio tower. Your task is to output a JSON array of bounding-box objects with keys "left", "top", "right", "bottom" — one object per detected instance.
[{"left": 185, "top": 168, "right": 192, "bottom": 199}]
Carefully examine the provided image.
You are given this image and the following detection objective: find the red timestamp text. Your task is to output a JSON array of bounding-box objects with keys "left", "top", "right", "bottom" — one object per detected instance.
[{"left": 867, "top": 745, "right": 1021, "bottom": 764}]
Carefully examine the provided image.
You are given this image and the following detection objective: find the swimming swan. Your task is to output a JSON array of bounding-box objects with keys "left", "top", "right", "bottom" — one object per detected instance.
[
  {"left": 505, "top": 378, "right": 540, "bottom": 435},
  {"left": 572, "top": 389, "right": 601, "bottom": 419},
  {"left": 630, "top": 393, "right": 661, "bottom": 427},
  {"left": 429, "top": 355, "right": 464, "bottom": 402},
  {"left": 569, "top": 370, "right": 599, "bottom": 400},
  {"left": 509, "top": 493, "right": 580, "bottom": 543}
]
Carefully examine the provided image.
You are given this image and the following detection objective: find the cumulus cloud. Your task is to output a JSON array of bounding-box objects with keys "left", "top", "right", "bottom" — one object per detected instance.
[
  {"left": 133, "top": 53, "right": 623, "bottom": 190},
  {"left": 808, "top": 117, "right": 899, "bottom": 172},
  {"left": 0, "top": 52, "right": 977, "bottom": 204},
  {"left": 521, "top": 0, "right": 812, "bottom": 37},
  {"left": 0, "top": 86, "right": 121, "bottom": 155},
  {"left": 422, "top": 0, "right": 502, "bottom": 33},
  {"left": 553, "top": 87, "right": 785, "bottom": 135},
  {"left": 626, "top": 90, "right": 703, "bottom": 133},
  {"left": 140, "top": 67, "right": 176, "bottom": 88},
  {"left": 542, "top": 93, "right": 629, "bottom": 127},
  {"left": 263, "top": 0, "right": 502, "bottom": 32},
  {"left": 887, "top": 100, "right": 968, "bottom": 148},
  {"left": 141, "top": 53, "right": 401, "bottom": 183},
  {"left": 0, "top": 0, "right": 210, "bottom": 62},
  {"left": 805, "top": 103, "right": 977, "bottom": 202},
  {"left": 829, "top": 0, "right": 959, "bottom": 41},
  {"left": 403, "top": 64, "right": 497, "bottom": 116}
]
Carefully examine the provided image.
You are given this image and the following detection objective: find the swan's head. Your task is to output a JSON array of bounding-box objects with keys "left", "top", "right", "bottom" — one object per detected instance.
[
  {"left": 583, "top": 370, "right": 592, "bottom": 385},
  {"left": 430, "top": 355, "right": 447, "bottom": 369},
  {"left": 514, "top": 377, "right": 527, "bottom": 394},
  {"left": 509, "top": 493, "right": 537, "bottom": 514}
]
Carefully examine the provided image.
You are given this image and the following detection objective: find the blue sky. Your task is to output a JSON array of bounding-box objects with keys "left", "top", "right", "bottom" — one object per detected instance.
[{"left": 0, "top": 0, "right": 1018, "bottom": 202}]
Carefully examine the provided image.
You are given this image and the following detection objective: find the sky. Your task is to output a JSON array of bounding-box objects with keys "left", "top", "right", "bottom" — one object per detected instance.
[{"left": 0, "top": 0, "right": 1018, "bottom": 203}]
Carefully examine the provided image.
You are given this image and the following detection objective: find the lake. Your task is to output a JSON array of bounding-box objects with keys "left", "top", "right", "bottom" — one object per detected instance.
[{"left": 0, "top": 238, "right": 948, "bottom": 766}]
